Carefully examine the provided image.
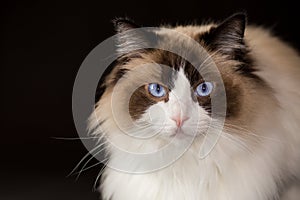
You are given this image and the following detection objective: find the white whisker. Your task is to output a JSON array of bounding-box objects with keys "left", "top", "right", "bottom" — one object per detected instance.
[
  {"left": 76, "top": 145, "right": 110, "bottom": 179},
  {"left": 68, "top": 140, "right": 108, "bottom": 177},
  {"left": 51, "top": 136, "right": 100, "bottom": 140},
  {"left": 93, "top": 159, "right": 109, "bottom": 190}
]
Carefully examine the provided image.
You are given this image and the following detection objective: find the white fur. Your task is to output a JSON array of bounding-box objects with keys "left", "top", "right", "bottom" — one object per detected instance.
[{"left": 89, "top": 27, "right": 300, "bottom": 200}]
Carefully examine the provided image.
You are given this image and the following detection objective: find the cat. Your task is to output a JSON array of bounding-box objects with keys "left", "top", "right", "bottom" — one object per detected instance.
[{"left": 88, "top": 13, "right": 300, "bottom": 200}]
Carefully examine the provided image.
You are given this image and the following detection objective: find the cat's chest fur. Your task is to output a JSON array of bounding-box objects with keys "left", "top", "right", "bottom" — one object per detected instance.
[{"left": 100, "top": 137, "right": 281, "bottom": 200}]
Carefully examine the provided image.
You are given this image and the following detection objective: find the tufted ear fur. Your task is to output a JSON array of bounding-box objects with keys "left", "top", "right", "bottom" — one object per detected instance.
[
  {"left": 203, "top": 13, "right": 247, "bottom": 59},
  {"left": 113, "top": 18, "right": 157, "bottom": 56},
  {"left": 113, "top": 18, "right": 140, "bottom": 33}
]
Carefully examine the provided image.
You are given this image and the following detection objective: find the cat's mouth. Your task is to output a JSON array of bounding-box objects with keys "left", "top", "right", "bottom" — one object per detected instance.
[{"left": 169, "top": 128, "right": 196, "bottom": 138}]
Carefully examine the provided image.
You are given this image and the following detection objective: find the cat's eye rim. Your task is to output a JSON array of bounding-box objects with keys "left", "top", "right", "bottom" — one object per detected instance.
[
  {"left": 195, "top": 81, "right": 214, "bottom": 97},
  {"left": 145, "top": 83, "right": 169, "bottom": 101}
]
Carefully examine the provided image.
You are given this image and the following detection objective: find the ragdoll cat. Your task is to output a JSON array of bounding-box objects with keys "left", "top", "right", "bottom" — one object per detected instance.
[{"left": 88, "top": 13, "right": 300, "bottom": 200}]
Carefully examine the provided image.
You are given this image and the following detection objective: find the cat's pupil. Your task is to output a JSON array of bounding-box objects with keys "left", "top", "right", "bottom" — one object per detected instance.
[
  {"left": 156, "top": 86, "right": 161, "bottom": 92},
  {"left": 201, "top": 83, "right": 207, "bottom": 92}
]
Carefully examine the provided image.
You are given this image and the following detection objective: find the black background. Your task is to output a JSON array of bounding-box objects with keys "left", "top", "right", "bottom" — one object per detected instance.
[{"left": 1, "top": 0, "right": 299, "bottom": 199}]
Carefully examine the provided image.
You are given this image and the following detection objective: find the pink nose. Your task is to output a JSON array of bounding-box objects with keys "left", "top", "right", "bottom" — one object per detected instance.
[{"left": 171, "top": 116, "right": 190, "bottom": 127}]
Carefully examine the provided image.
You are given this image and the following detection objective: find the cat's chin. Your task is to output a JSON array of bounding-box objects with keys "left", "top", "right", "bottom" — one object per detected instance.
[{"left": 162, "top": 129, "right": 203, "bottom": 148}]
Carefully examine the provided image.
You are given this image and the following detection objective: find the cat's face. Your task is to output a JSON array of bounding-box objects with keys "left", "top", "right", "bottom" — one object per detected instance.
[
  {"left": 116, "top": 63, "right": 211, "bottom": 141},
  {"left": 90, "top": 14, "right": 270, "bottom": 169},
  {"left": 135, "top": 69, "right": 210, "bottom": 139}
]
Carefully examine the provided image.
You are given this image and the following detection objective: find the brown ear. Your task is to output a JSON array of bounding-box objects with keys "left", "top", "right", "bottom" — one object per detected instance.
[
  {"left": 112, "top": 18, "right": 158, "bottom": 57},
  {"left": 203, "top": 12, "right": 247, "bottom": 57},
  {"left": 113, "top": 17, "right": 140, "bottom": 33}
]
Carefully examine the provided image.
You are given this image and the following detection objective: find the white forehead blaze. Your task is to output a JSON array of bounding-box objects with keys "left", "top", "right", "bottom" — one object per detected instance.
[
  {"left": 172, "top": 69, "right": 193, "bottom": 100},
  {"left": 167, "top": 69, "right": 195, "bottom": 118}
]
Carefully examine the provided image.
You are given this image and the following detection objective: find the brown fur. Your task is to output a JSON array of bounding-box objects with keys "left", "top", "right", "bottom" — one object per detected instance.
[{"left": 96, "top": 15, "right": 272, "bottom": 131}]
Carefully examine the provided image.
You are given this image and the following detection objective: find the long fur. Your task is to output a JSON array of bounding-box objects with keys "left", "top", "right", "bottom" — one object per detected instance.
[{"left": 88, "top": 16, "right": 300, "bottom": 200}]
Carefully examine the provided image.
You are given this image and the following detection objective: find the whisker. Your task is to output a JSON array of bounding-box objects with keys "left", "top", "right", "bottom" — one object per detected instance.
[
  {"left": 93, "top": 159, "right": 110, "bottom": 190},
  {"left": 224, "top": 123, "right": 285, "bottom": 144},
  {"left": 219, "top": 133, "right": 253, "bottom": 153},
  {"left": 68, "top": 140, "right": 108, "bottom": 177},
  {"left": 51, "top": 136, "right": 100, "bottom": 140},
  {"left": 76, "top": 148, "right": 108, "bottom": 179},
  {"left": 73, "top": 161, "right": 103, "bottom": 177},
  {"left": 76, "top": 145, "right": 109, "bottom": 179},
  {"left": 72, "top": 131, "right": 128, "bottom": 180},
  {"left": 210, "top": 124, "right": 260, "bottom": 154}
]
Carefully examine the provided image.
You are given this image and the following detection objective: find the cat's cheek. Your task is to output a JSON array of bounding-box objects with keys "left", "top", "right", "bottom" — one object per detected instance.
[{"left": 146, "top": 103, "right": 168, "bottom": 124}]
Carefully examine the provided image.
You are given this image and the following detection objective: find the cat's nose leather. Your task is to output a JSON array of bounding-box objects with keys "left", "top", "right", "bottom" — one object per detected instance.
[{"left": 171, "top": 116, "right": 190, "bottom": 127}]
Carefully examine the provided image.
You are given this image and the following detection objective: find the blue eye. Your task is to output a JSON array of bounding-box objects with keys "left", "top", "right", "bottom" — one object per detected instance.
[
  {"left": 195, "top": 82, "right": 213, "bottom": 97},
  {"left": 148, "top": 83, "right": 166, "bottom": 98}
]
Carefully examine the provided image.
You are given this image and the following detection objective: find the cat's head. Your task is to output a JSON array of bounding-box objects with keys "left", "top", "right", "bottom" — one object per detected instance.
[{"left": 89, "top": 13, "right": 270, "bottom": 169}]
